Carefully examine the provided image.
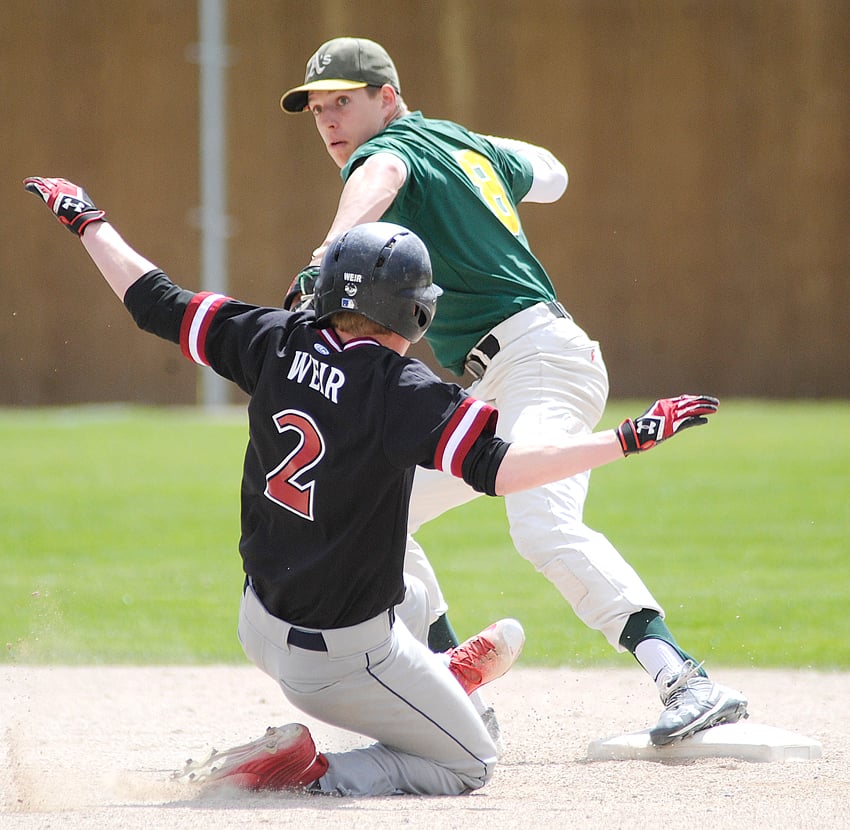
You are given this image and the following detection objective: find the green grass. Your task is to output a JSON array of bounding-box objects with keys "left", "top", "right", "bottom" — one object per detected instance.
[
  {"left": 1, "top": 407, "right": 247, "bottom": 663},
  {"left": 2, "top": 401, "right": 847, "bottom": 668}
]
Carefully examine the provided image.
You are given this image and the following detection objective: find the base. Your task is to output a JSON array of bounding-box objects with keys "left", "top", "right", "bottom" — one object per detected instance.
[{"left": 587, "top": 721, "right": 822, "bottom": 763}]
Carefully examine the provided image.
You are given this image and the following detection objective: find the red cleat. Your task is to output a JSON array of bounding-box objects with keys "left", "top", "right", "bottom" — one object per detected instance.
[
  {"left": 448, "top": 618, "right": 525, "bottom": 696},
  {"left": 174, "top": 723, "right": 328, "bottom": 791}
]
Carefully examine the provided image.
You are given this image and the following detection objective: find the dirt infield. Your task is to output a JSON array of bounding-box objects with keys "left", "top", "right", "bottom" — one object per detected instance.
[{"left": 2, "top": 665, "right": 848, "bottom": 829}]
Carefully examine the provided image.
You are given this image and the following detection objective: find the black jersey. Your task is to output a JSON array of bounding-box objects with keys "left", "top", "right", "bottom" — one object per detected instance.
[{"left": 124, "top": 270, "right": 508, "bottom": 629}]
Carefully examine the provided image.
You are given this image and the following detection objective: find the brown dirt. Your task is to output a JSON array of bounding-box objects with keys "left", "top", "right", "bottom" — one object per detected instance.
[{"left": 2, "top": 665, "right": 847, "bottom": 829}]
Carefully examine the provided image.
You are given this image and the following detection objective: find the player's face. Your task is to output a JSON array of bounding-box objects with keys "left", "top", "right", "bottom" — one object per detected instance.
[{"left": 307, "top": 88, "right": 389, "bottom": 168}]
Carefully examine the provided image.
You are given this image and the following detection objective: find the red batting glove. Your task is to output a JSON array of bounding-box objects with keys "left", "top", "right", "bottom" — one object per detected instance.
[
  {"left": 617, "top": 394, "right": 719, "bottom": 455},
  {"left": 23, "top": 176, "right": 106, "bottom": 236}
]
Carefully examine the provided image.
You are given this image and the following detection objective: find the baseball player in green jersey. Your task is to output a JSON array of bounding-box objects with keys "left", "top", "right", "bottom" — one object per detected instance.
[{"left": 280, "top": 37, "right": 748, "bottom": 747}]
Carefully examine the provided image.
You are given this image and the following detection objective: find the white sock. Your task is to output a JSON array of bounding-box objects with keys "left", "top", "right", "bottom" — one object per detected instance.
[{"left": 634, "top": 638, "right": 686, "bottom": 686}]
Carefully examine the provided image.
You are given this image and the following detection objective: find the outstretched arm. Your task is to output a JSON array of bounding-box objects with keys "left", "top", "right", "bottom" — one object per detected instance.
[
  {"left": 495, "top": 430, "right": 623, "bottom": 495},
  {"left": 23, "top": 177, "right": 157, "bottom": 301},
  {"left": 24, "top": 175, "right": 262, "bottom": 393},
  {"left": 80, "top": 222, "right": 158, "bottom": 301},
  {"left": 494, "top": 395, "right": 719, "bottom": 495}
]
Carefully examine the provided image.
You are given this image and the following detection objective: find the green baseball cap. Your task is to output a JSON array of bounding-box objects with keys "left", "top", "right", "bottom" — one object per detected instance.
[{"left": 280, "top": 37, "right": 400, "bottom": 113}]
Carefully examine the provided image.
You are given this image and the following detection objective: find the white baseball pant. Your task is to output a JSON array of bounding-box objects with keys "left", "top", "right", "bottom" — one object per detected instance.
[
  {"left": 404, "top": 302, "right": 664, "bottom": 650},
  {"left": 237, "top": 579, "right": 497, "bottom": 796}
]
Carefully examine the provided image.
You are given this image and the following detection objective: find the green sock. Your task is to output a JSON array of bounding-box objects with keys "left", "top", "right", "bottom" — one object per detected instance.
[
  {"left": 428, "top": 613, "right": 460, "bottom": 652},
  {"left": 620, "top": 608, "right": 703, "bottom": 672}
]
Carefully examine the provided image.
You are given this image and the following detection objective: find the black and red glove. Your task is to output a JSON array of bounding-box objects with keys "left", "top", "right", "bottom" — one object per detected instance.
[
  {"left": 23, "top": 176, "right": 106, "bottom": 236},
  {"left": 616, "top": 394, "right": 719, "bottom": 455}
]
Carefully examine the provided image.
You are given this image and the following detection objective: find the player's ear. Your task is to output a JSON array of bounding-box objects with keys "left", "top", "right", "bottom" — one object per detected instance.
[{"left": 380, "top": 84, "right": 398, "bottom": 111}]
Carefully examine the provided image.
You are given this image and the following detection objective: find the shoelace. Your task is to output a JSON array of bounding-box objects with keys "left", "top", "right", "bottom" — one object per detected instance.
[
  {"left": 449, "top": 635, "right": 496, "bottom": 688},
  {"left": 660, "top": 659, "right": 706, "bottom": 705}
]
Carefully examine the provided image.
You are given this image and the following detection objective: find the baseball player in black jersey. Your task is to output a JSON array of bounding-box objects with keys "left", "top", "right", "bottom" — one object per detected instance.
[{"left": 24, "top": 176, "right": 722, "bottom": 796}]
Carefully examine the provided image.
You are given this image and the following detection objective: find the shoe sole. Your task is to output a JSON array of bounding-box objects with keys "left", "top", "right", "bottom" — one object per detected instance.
[
  {"left": 175, "top": 724, "right": 314, "bottom": 788},
  {"left": 651, "top": 696, "right": 749, "bottom": 747}
]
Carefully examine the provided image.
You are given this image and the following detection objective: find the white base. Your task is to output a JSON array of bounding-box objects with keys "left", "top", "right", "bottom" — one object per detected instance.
[{"left": 587, "top": 721, "right": 822, "bottom": 762}]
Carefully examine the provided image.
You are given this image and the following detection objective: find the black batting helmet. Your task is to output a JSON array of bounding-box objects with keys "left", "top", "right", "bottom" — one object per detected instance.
[{"left": 314, "top": 222, "right": 442, "bottom": 343}]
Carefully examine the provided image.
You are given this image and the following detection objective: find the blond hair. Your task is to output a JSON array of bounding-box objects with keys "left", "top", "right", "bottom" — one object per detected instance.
[{"left": 326, "top": 311, "right": 392, "bottom": 337}]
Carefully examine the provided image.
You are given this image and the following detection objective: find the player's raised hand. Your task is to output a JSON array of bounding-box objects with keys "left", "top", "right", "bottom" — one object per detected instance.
[
  {"left": 23, "top": 176, "right": 106, "bottom": 236},
  {"left": 616, "top": 394, "right": 719, "bottom": 455}
]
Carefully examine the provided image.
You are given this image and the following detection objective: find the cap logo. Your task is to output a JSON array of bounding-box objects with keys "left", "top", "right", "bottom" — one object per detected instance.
[{"left": 308, "top": 52, "right": 333, "bottom": 78}]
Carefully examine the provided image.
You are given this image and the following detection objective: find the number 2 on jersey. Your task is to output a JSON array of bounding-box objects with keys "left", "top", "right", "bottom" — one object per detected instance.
[
  {"left": 454, "top": 149, "right": 520, "bottom": 235},
  {"left": 265, "top": 409, "right": 325, "bottom": 520}
]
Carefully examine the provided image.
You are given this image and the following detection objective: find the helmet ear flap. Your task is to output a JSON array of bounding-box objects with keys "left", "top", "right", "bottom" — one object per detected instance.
[{"left": 412, "top": 302, "right": 432, "bottom": 332}]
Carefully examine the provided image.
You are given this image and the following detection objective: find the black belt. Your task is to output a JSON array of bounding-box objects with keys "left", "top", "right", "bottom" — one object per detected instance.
[
  {"left": 287, "top": 627, "right": 327, "bottom": 651},
  {"left": 243, "top": 577, "right": 329, "bottom": 651},
  {"left": 465, "top": 301, "right": 571, "bottom": 379},
  {"left": 287, "top": 607, "right": 395, "bottom": 651},
  {"left": 246, "top": 576, "right": 395, "bottom": 652}
]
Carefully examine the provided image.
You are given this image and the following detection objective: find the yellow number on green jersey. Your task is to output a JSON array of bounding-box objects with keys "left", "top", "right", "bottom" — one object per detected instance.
[{"left": 454, "top": 150, "right": 521, "bottom": 235}]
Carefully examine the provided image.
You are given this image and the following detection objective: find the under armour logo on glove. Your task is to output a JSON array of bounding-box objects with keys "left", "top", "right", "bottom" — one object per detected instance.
[
  {"left": 61, "top": 197, "right": 89, "bottom": 214},
  {"left": 634, "top": 417, "right": 662, "bottom": 438},
  {"left": 617, "top": 395, "right": 719, "bottom": 455},
  {"left": 23, "top": 176, "right": 106, "bottom": 236}
]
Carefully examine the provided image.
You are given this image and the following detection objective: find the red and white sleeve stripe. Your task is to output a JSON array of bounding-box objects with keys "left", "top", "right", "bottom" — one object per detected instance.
[
  {"left": 434, "top": 398, "right": 498, "bottom": 478},
  {"left": 179, "top": 292, "right": 230, "bottom": 366}
]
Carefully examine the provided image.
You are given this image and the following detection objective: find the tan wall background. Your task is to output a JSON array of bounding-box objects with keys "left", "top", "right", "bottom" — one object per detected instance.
[{"left": 3, "top": 0, "right": 848, "bottom": 405}]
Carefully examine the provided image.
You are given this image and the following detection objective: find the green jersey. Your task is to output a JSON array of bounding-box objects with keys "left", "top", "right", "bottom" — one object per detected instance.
[{"left": 342, "top": 112, "right": 558, "bottom": 375}]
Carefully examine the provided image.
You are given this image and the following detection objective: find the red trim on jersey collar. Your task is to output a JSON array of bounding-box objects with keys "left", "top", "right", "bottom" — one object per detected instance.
[
  {"left": 342, "top": 336, "right": 382, "bottom": 350},
  {"left": 318, "top": 327, "right": 382, "bottom": 352},
  {"left": 317, "top": 328, "right": 343, "bottom": 352}
]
